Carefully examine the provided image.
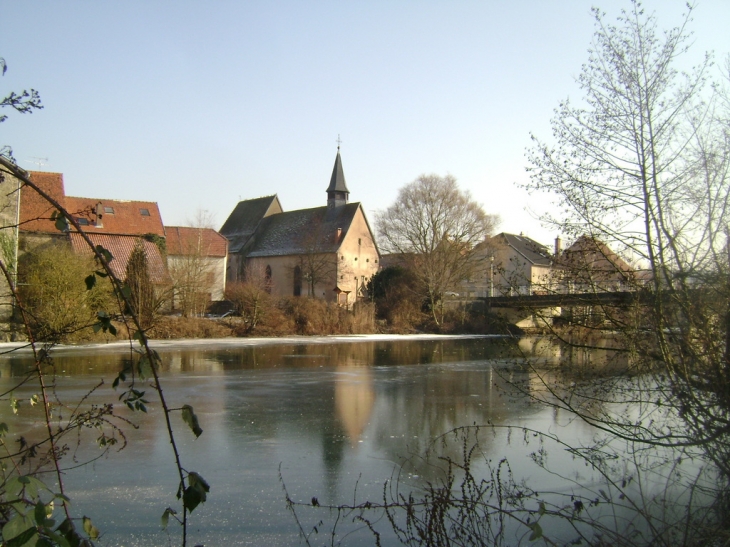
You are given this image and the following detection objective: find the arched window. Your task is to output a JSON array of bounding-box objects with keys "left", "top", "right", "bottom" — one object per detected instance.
[
  {"left": 293, "top": 266, "right": 302, "bottom": 297},
  {"left": 265, "top": 265, "right": 272, "bottom": 294}
]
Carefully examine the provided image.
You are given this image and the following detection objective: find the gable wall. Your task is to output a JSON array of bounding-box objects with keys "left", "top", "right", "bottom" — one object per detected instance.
[{"left": 335, "top": 208, "right": 380, "bottom": 302}]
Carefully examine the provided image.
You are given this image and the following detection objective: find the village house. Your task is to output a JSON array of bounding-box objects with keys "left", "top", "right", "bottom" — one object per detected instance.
[
  {"left": 460, "top": 232, "right": 556, "bottom": 298},
  {"left": 556, "top": 235, "right": 643, "bottom": 293},
  {"left": 220, "top": 150, "right": 380, "bottom": 306},
  {"left": 165, "top": 225, "right": 228, "bottom": 311},
  {"left": 16, "top": 171, "right": 171, "bottom": 289}
]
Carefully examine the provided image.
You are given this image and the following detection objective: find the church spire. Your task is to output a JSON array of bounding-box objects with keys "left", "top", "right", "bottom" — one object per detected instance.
[{"left": 326, "top": 144, "right": 349, "bottom": 209}]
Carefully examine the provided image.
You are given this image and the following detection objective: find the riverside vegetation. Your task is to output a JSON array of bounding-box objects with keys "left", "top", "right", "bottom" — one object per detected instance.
[{"left": 1, "top": 1, "right": 730, "bottom": 545}]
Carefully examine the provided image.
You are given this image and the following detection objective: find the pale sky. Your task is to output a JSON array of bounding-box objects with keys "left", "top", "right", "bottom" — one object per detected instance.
[{"left": 1, "top": 1, "right": 728, "bottom": 246}]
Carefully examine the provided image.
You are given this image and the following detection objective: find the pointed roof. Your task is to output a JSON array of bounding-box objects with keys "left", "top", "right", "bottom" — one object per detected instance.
[
  {"left": 326, "top": 150, "right": 349, "bottom": 194},
  {"left": 219, "top": 195, "right": 283, "bottom": 253}
]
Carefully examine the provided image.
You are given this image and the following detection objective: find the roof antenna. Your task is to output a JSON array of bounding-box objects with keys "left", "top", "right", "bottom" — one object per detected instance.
[
  {"left": 336, "top": 134, "right": 342, "bottom": 151},
  {"left": 26, "top": 157, "right": 49, "bottom": 169}
]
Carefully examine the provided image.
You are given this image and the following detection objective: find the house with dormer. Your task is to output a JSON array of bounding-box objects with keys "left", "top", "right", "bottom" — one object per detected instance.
[
  {"left": 17, "top": 172, "right": 171, "bottom": 287},
  {"left": 220, "top": 150, "right": 380, "bottom": 305}
]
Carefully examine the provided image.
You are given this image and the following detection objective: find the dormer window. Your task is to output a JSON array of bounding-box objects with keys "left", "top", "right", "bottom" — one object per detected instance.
[
  {"left": 104, "top": 206, "right": 115, "bottom": 214},
  {"left": 140, "top": 208, "right": 150, "bottom": 216}
]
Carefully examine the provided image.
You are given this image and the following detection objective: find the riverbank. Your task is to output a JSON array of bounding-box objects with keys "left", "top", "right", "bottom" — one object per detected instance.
[{"left": 0, "top": 332, "right": 501, "bottom": 356}]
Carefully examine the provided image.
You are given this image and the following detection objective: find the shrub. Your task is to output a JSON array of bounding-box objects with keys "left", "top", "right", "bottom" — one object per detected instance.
[{"left": 18, "top": 244, "right": 115, "bottom": 342}]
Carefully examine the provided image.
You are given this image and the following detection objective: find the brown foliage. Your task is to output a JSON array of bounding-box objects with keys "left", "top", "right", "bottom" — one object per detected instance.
[
  {"left": 276, "top": 297, "right": 374, "bottom": 335},
  {"left": 147, "top": 316, "right": 234, "bottom": 339}
]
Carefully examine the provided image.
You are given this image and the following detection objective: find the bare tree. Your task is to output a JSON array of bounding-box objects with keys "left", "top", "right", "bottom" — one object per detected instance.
[
  {"left": 375, "top": 174, "right": 498, "bottom": 326},
  {"left": 168, "top": 211, "right": 219, "bottom": 317},
  {"left": 226, "top": 262, "right": 272, "bottom": 332},
  {"left": 527, "top": 1, "right": 730, "bottom": 481}
]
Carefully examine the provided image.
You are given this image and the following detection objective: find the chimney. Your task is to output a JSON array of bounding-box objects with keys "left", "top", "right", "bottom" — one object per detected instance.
[
  {"left": 95, "top": 202, "right": 103, "bottom": 228},
  {"left": 555, "top": 236, "right": 562, "bottom": 256}
]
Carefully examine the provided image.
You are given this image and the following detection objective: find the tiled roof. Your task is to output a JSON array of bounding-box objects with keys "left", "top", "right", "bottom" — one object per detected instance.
[
  {"left": 19, "top": 171, "right": 66, "bottom": 233},
  {"left": 219, "top": 195, "right": 282, "bottom": 253},
  {"left": 18, "top": 171, "right": 165, "bottom": 237},
  {"left": 493, "top": 232, "right": 553, "bottom": 266},
  {"left": 165, "top": 226, "right": 228, "bottom": 257},
  {"left": 65, "top": 196, "right": 165, "bottom": 236},
  {"left": 246, "top": 203, "right": 361, "bottom": 258},
  {"left": 69, "top": 233, "right": 171, "bottom": 285},
  {"left": 558, "top": 235, "right": 633, "bottom": 278}
]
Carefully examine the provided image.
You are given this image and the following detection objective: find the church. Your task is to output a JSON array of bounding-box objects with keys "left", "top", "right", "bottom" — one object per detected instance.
[{"left": 219, "top": 150, "right": 381, "bottom": 305}]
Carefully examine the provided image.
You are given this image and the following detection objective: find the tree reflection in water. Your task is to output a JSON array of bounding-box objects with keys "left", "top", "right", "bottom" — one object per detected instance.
[{"left": 0, "top": 336, "right": 643, "bottom": 546}]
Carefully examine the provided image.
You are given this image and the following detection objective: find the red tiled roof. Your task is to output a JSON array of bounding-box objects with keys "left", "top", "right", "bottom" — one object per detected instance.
[
  {"left": 165, "top": 226, "right": 228, "bottom": 257},
  {"left": 69, "top": 233, "right": 171, "bottom": 285},
  {"left": 18, "top": 171, "right": 165, "bottom": 237},
  {"left": 19, "top": 171, "right": 66, "bottom": 233},
  {"left": 65, "top": 196, "right": 165, "bottom": 237}
]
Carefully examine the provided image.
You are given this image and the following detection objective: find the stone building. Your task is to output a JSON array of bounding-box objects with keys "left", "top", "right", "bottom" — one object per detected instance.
[
  {"left": 0, "top": 167, "right": 21, "bottom": 325},
  {"left": 220, "top": 150, "right": 380, "bottom": 305}
]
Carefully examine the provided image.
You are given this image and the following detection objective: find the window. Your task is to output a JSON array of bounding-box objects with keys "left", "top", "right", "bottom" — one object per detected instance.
[
  {"left": 76, "top": 218, "right": 89, "bottom": 226},
  {"left": 140, "top": 208, "right": 150, "bottom": 216},
  {"left": 358, "top": 238, "right": 361, "bottom": 246},
  {"left": 104, "top": 206, "right": 115, "bottom": 214},
  {"left": 354, "top": 257, "right": 358, "bottom": 261},
  {"left": 366, "top": 258, "right": 369, "bottom": 262},
  {"left": 265, "top": 265, "right": 272, "bottom": 294},
  {"left": 293, "top": 266, "right": 302, "bottom": 297},
  {"left": 375, "top": 259, "right": 378, "bottom": 263}
]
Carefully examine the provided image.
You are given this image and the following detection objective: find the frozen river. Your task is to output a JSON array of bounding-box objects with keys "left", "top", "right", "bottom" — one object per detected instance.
[{"left": 0, "top": 335, "right": 609, "bottom": 546}]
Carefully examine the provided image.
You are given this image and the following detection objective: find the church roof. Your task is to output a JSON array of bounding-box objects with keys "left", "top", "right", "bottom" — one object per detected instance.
[
  {"left": 246, "top": 202, "right": 361, "bottom": 258},
  {"left": 219, "top": 195, "right": 282, "bottom": 253},
  {"left": 326, "top": 151, "right": 349, "bottom": 194}
]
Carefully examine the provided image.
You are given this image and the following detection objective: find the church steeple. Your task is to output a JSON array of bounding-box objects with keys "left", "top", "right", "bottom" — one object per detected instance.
[{"left": 326, "top": 146, "right": 349, "bottom": 209}]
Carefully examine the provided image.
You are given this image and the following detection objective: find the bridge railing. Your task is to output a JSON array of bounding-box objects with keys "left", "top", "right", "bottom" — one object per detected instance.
[{"left": 498, "top": 279, "right": 653, "bottom": 297}]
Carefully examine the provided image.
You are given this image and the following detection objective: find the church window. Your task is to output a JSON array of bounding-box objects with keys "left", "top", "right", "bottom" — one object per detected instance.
[
  {"left": 358, "top": 238, "right": 361, "bottom": 246},
  {"left": 366, "top": 258, "right": 369, "bottom": 262},
  {"left": 293, "top": 266, "right": 302, "bottom": 297},
  {"left": 265, "top": 265, "right": 272, "bottom": 294}
]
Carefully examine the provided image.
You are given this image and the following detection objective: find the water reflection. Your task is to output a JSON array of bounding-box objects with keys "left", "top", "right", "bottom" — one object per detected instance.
[{"left": 0, "top": 336, "right": 605, "bottom": 546}]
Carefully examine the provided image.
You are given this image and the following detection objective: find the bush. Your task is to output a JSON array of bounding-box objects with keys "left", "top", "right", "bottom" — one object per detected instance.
[
  {"left": 18, "top": 244, "right": 116, "bottom": 343},
  {"left": 148, "top": 316, "right": 234, "bottom": 339},
  {"left": 276, "top": 297, "right": 374, "bottom": 335},
  {"left": 225, "top": 280, "right": 273, "bottom": 333}
]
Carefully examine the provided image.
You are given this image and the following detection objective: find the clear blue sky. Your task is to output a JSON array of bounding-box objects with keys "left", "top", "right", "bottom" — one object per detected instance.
[{"left": 1, "top": 1, "right": 728, "bottom": 245}]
